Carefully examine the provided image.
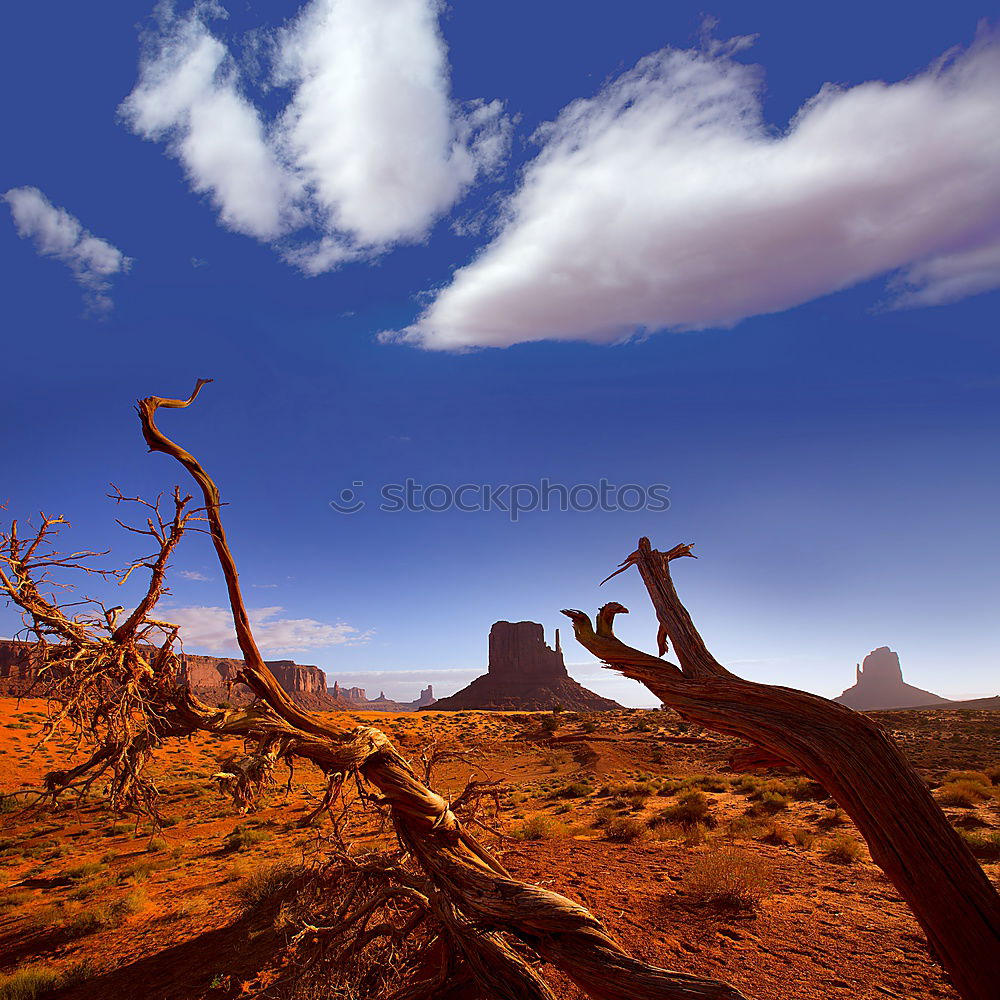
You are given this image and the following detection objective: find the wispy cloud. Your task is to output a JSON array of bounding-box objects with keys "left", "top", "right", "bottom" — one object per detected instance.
[
  {"left": 166, "top": 604, "right": 372, "bottom": 654},
  {"left": 389, "top": 30, "right": 1000, "bottom": 350},
  {"left": 178, "top": 569, "right": 211, "bottom": 581},
  {"left": 3, "top": 186, "right": 132, "bottom": 312},
  {"left": 121, "top": 0, "right": 509, "bottom": 272}
]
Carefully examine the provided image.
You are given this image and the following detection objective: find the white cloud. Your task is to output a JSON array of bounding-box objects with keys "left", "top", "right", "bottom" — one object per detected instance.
[
  {"left": 178, "top": 569, "right": 211, "bottom": 581},
  {"left": 167, "top": 604, "right": 372, "bottom": 654},
  {"left": 890, "top": 232, "right": 1000, "bottom": 307},
  {"left": 120, "top": 3, "right": 297, "bottom": 240},
  {"left": 389, "top": 31, "right": 1000, "bottom": 350},
  {"left": 4, "top": 186, "right": 132, "bottom": 312},
  {"left": 120, "top": 0, "right": 509, "bottom": 271}
]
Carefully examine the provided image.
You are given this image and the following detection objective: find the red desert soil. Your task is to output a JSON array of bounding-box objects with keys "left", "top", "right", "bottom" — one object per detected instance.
[{"left": 0, "top": 697, "right": 997, "bottom": 999}]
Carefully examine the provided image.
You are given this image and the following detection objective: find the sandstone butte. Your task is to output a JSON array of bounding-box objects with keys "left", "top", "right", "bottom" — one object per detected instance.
[{"left": 431, "top": 620, "right": 621, "bottom": 711}]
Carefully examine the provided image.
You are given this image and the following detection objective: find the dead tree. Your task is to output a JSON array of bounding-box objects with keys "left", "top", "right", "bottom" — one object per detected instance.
[{"left": 562, "top": 540, "right": 1000, "bottom": 1000}]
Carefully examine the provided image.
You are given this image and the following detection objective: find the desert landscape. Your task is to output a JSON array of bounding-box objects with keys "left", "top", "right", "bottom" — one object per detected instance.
[
  {"left": 4, "top": 3, "right": 1000, "bottom": 998},
  {"left": 0, "top": 698, "right": 997, "bottom": 999}
]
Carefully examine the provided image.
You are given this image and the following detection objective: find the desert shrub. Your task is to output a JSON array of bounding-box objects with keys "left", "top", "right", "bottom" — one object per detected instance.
[
  {"left": 984, "top": 765, "right": 1000, "bottom": 785},
  {"left": 0, "top": 891, "right": 32, "bottom": 913},
  {"left": 223, "top": 825, "right": 272, "bottom": 852},
  {"left": 944, "top": 770, "right": 992, "bottom": 785},
  {"left": 757, "top": 821, "right": 794, "bottom": 846},
  {"left": 603, "top": 816, "right": 649, "bottom": 844},
  {"left": 651, "top": 821, "right": 708, "bottom": 847},
  {"left": 581, "top": 721, "right": 598, "bottom": 734},
  {"left": 656, "top": 779, "right": 686, "bottom": 797},
  {"left": 600, "top": 781, "right": 655, "bottom": 799},
  {"left": 550, "top": 782, "right": 592, "bottom": 800},
  {"left": 682, "top": 848, "right": 773, "bottom": 910},
  {"left": 938, "top": 780, "right": 993, "bottom": 808},
  {"left": 63, "top": 907, "right": 108, "bottom": 938},
  {"left": 818, "top": 807, "right": 848, "bottom": 828},
  {"left": 689, "top": 774, "right": 729, "bottom": 793},
  {"left": 147, "top": 838, "right": 168, "bottom": 853},
  {"left": 0, "top": 795, "right": 20, "bottom": 815},
  {"left": 791, "top": 827, "right": 817, "bottom": 849},
  {"left": 539, "top": 715, "right": 559, "bottom": 734},
  {"left": 654, "top": 790, "right": 714, "bottom": 829},
  {"left": 58, "top": 960, "right": 96, "bottom": 989},
  {"left": 958, "top": 829, "right": 1000, "bottom": 862},
  {"left": 723, "top": 816, "right": 768, "bottom": 841},
  {"left": 510, "top": 815, "right": 559, "bottom": 841},
  {"left": 118, "top": 860, "right": 157, "bottom": 883},
  {"left": 235, "top": 863, "right": 298, "bottom": 913},
  {"left": 823, "top": 833, "right": 863, "bottom": 864},
  {"left": 109, "top": 888, "right": 149, "bottom": 921},
  {"left": 591, "top": 807, "right": 617, "bottom": 829},
  {"left": 746, "top": 791, "right": 790, "bottom": 816},
  {"left": 788, "top": 779, "right": 828, "bottom": 801},
  {"left": 67, "top": 861, "right": 105, "bottom": 880},
  {"left": 0, "top": 966, "right": 60, "bottom": 1000}
]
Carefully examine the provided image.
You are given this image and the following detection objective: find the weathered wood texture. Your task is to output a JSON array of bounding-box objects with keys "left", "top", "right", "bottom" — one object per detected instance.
[{"left": 563, "top": 538, "right": 1000, "bottom": 1000}]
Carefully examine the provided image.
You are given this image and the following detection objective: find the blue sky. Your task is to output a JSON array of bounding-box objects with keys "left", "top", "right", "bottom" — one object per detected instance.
[{"left": 2, "top": 2, "right": 998, "bottom": 706}]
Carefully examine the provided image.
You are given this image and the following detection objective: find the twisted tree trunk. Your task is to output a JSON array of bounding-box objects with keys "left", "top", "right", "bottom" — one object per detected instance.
[{"left": 562, "top": 539, "right": 1000, "bottom": 1000}]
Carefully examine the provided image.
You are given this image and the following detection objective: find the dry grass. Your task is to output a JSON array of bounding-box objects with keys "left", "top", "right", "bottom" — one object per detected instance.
[
  {"left": 0, "top": 966, "right": 61, "bottom": 1000},
  {"left": 937, "top": 778, "right": 994, "bottom": 808},
  {"left": 603, "top": 816, "right": 650, "bottom": 844},
  {"left": 823, "top": 833, "right": 863, "bottom": 864},
  {"left": 682, "top": 848, "right": 774, "bottom": 911}
]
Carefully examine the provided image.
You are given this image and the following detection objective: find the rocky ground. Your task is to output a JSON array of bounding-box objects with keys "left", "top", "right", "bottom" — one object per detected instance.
[{"left": 0, "top": 699, "right": 997, "bottom": 1000}]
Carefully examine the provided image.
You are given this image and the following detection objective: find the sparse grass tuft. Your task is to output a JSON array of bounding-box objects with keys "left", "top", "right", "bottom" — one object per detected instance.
[
  {"left": 958, "top": 828, "right": 1000, "bottom": 862},
  {"left": 550, "top": 781, "right": 592, "bottom": 800},
  {"left": 823, "top": 833, "right": 863, "bottom": 864},
  {"left": 682, "top": 848, "right": 773, "bottom": 911},
  {"left": 652, "top": 790, "right": 714, "bottom": 829},
  {"left": 603, "top": 816, "right": 649, "bottom": 844},
  {"left": 510, "top": 815, "right": 559, "bottom": 841},
  {"left": 0, "top": 965, "right": 61, "bottom": 1000},
  {"left": 938, "top": 779, "right": 993, "bottom": 808},
  {"left": 223, "top": 825, "right": 272, "bottom": 852},
  {"left": 235, "top": 863, "right": 298, "bottom": 914}
]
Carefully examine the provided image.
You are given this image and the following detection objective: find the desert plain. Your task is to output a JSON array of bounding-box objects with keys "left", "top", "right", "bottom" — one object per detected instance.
[{"left": 0, "top": 698, "right": 997, "bottom": 1000}]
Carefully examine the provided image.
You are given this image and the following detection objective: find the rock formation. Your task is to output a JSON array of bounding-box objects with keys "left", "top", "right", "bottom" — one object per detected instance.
[
  {"left": 834, "top": 646, "right": 951, "bottom": 711},
  {"left": 329, "top": 681, "right": 438, "bottom": 712},
  {"left": 0, "top": 639, "right": 346, "bottom": 710},
  {"left": 431, "top": 621, "right": 621, "bottom": 711}
]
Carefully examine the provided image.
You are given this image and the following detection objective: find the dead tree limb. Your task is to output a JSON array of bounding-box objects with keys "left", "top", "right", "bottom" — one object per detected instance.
[{"left": 564, "top": 537, "right": 1000, "bottom": 1000}]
